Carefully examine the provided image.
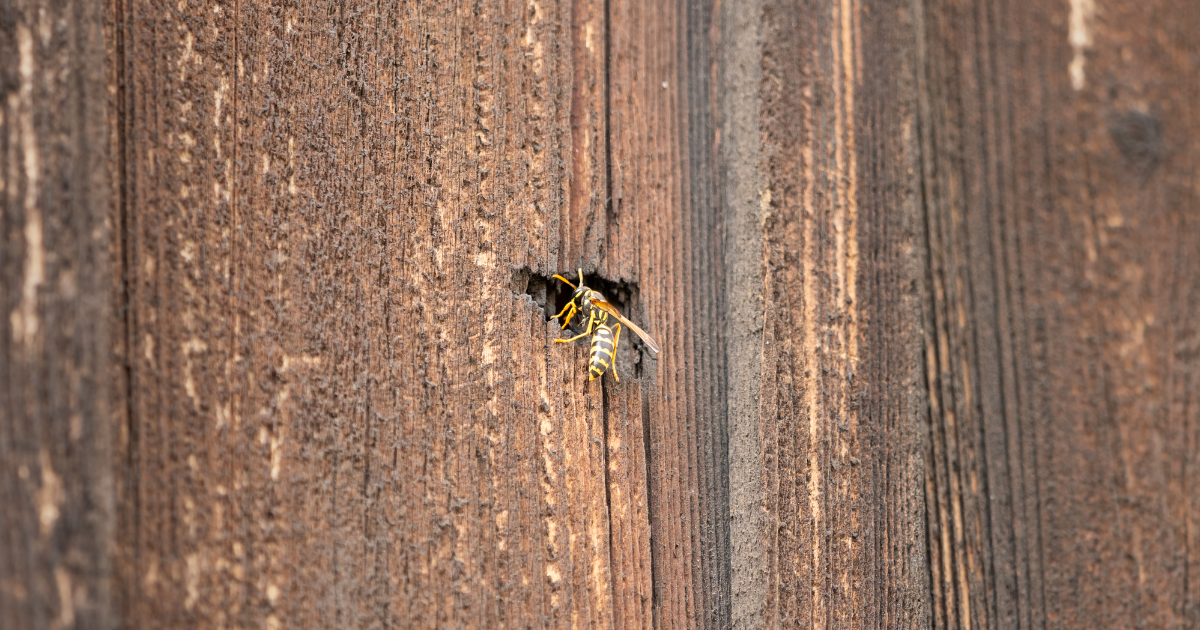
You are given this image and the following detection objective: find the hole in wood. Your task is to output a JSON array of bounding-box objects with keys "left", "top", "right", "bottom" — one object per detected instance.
[{"left": 512, "top": 266, "right": 653, "bottom": 379}]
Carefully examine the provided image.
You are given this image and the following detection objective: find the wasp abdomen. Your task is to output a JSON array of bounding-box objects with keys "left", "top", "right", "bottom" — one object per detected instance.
[{"left": 589, "top": 324, "right": 616, "bottom": 380}]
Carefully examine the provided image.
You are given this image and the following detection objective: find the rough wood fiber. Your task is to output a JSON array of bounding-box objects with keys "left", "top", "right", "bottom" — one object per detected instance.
[
  {"left": 568, "top": 2, "right": 656, "bottom": 628},
  {"left": 103, "top": 0, "right": 731, "bottom": 626},
  {"left": 720, "top": 0, "right": 926, "bottom": 624},
  {"left": 918, "top": 0, "right": 1200, "bottom": 628},
  {"left": 11, "top": 0, "right": 1198, "bottom": 627},
  {"left": 570, "top": 0, "right": 733, "bottom": 626},
  {"left": 725, "top": 0, "right": 930, "bottom": 628},
  {"left": 682, "top": 0, "right": 733, "bottom": 625},
  {"left": 616, "top": 0, "right": 733, "bottom": 625},
  {"left": 721, "top": 1, "right": 768, "bottom": 626},
  {"left": 1, "top": 2, "right": 114, "bottom": 629},
  {"left": 103, "top": 0, "right": 635, "bottom": 626}
]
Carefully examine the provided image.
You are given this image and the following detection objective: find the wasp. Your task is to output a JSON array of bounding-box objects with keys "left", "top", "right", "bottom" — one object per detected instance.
[{"left": 552, "top": 269, "right": 661, "bottom": 381}]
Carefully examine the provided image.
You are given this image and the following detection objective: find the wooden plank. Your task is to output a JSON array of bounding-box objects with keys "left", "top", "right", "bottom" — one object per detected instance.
[
  {"left": 1, "top": 1, "right": 115, "bottom": 629},
  {"left": 918, "top": 0, "right": 1200, "bottom": 627},
  {"left": 720, "top": 1, "right": 770, "bottom": 627},
  {"left": 102, "top": 0, "right": 735, "bottom": 625},
  {"left": 103, "top": 0, "right": 732, "bottom": 625},
  {"left": 604, "top": 384, "right": 654, "bottom": 630},
  {"left": 567, "top": 0, "right": 608, "bottom": 268},
  {"left": 598, "top": 0, "right": 734, "bottom": 627},
  {"left": 605, "top": 0, "right": 696, "bottom": 626},
  {"left": 551, "top": 0, "right": 734, "bottom": 627},
  {"left": 723, "top": 0, "right": 931, "bottom": 627},
  {"left": 681, "top": 0, "right": 733, "bottom": 626},
  {"left": 11, "top": 0, "right": 1197, "bottom": 627},
  {"left": 103, "top": 0, "right": 656, "bottom": 626}
]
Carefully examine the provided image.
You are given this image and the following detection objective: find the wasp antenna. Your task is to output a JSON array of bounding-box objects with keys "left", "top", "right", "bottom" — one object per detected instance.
[
  {"left": 552, "top": 274, "right": 577, "bottom": 289},
  {"left": 577, "top": 268, "right": 584, "bottom": 287}
]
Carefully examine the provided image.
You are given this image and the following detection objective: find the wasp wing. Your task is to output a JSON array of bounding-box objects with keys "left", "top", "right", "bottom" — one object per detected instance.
[{"left": 589, "top": 298, "right": 661, "bottom": 355}]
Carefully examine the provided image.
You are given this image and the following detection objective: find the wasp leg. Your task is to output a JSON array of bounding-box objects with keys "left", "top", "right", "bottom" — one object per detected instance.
[
  {"left": 609, "top": 323, "right": 622, "bottom": 382},
  {"left": 553, "top": 300, "right": 574, "bottom": 319},
  {"left": 561, "top": 303, "right": 579, "bottom": 330},
  {"left": 555, "top": 311, "right": 595, "bottom": 343},
  {"left": 553, "top": 300, "right": 577, "bottom": 328}
]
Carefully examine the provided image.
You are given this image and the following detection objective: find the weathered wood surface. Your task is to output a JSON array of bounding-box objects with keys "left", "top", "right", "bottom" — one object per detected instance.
[
  {"left": 724, "top": 0, "right": 930, "bottom": 628},
  {"left": 107, "top": 0, "right": 592, "bottom": 626},
  {"left": 1, "top": 2, "right": 114, "bottom": 629},
  {"left": 605, "top": 0, "right": 731, "bottom": 627},
  {"left": 102, "top": 0, "right": 721, "bottom": 627},
  {"left": 918, "top": 0, "right": 1200, "bottom": 628},
  {"left": 5, "top": 0, "right": 1200, "bottom": 628}
]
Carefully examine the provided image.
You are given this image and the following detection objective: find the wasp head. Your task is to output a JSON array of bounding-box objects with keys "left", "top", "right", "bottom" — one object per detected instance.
[
  {"left": 553, "top": 269, "right": 592, "bottom": 305},
  {"left": 573, "top": 285, "right": 592, "bottom": 304}
]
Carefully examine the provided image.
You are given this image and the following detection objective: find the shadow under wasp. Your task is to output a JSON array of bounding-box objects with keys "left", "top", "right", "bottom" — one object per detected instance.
[{"left": 552, "top": 269, "right": 661, "bottom": 381}]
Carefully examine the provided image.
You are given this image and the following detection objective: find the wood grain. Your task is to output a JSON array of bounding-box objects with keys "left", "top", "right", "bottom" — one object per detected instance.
[
  {"left": 7, "top": 0, "right": 1196, "bottom": 627},
  {"left": 723, "top": 0, "right": 931, "bottom": 628},
  {"left": 567, "top": 0, "right": 732, "bottom": 626},
  {"left": 1, "top": 2, "right": 114, "bottom": 628},
  {"left": 102, "top": 0, "right": 718, "bottom": 626},
  {"left": 104, "top": 0, "right": 625, "bottom": 626},
  {"left": 918, "top": 0, "right": 1200, "bottom": 627}
]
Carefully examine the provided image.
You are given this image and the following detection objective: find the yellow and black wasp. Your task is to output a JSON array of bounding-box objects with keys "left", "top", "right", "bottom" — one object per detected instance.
[{"left": 552, "top": 269, "right": 660, "bottom": 381}]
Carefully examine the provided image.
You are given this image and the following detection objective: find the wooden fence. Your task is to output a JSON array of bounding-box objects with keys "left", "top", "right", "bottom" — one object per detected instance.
[{"left": 3, "top": 0, "right": 1197, "bottom": 628}]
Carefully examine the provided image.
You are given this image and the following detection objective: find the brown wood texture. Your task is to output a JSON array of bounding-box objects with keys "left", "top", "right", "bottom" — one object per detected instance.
[
  {"left": 6, "top": 0, "right": 1199, "bottom": 628},
  {"left": 605, "top": 0, "right": 730, "bottom": 627},
  {"left": 724, "top": 0, "right": 931, "bottom": 628},
  {"left": 1, "top": 2, "right": 115, "bottom": 629},
  {"left": 102, "top": 0, "right": 725, "bottom": 627},
  {"left": 918, "top": 0, "right": 1200, "bottom": 628}
]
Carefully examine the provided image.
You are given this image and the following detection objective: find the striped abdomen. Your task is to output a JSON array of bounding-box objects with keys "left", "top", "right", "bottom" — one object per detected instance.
[{"left": 588, "top": 323, "right": 617, "bottom": 380}]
